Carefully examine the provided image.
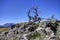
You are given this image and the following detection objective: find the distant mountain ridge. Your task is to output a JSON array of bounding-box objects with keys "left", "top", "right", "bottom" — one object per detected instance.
[
  {"left": 0, "top": 26, "right": 4, "bottom": 28},
  {"left": 0, "top": 23, "right": 15, "bottom": 28}
]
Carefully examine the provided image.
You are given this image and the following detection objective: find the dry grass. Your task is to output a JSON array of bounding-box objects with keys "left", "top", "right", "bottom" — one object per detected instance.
[{"left": 0, "top": 28, "right": 10, "bottom": 33}]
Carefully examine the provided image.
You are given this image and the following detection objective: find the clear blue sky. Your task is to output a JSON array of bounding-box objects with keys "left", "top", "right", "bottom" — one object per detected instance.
[{"left": 0, "top": 0, "right": 60, "bottom": 25}]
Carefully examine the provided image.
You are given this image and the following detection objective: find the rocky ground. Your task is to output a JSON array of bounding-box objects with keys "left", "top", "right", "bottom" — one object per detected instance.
[{"left": 0, "top": 23, "right": 60, "bottom": 40}]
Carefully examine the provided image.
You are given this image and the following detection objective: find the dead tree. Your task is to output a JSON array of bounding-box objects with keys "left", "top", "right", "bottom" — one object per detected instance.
[{"left": 27, "top": 7, "right": 41, "bottom": 23}]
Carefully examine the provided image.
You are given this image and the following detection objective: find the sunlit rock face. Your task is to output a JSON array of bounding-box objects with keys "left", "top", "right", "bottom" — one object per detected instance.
[
  {"left": 0, "top": 22, "right": 59, "bottom": 40},
  {"left": 0, "top": 20, "right": 59, "bottom": 40}
]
